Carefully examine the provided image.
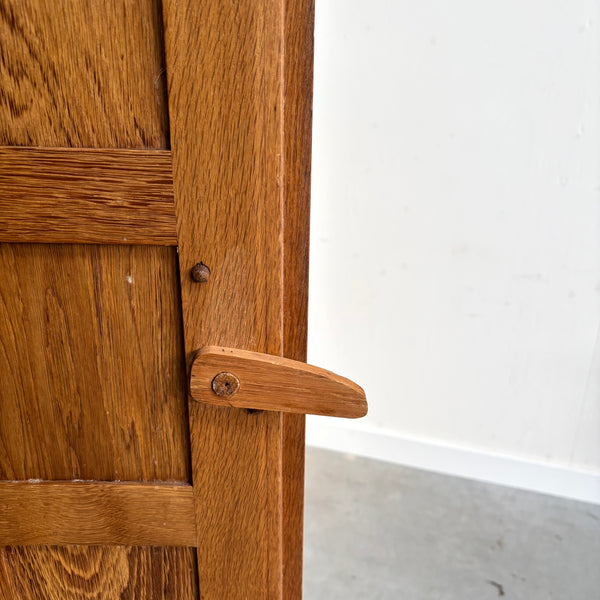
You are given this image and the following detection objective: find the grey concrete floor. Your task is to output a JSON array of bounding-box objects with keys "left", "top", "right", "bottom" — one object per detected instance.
[{"left": 303, "top": 448, "right": 600, "bottom": 600}]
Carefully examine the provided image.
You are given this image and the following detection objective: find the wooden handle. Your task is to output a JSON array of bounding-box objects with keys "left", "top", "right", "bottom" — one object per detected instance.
[{"left": 190, "top": 346, "right": 368, "bottom": 418}]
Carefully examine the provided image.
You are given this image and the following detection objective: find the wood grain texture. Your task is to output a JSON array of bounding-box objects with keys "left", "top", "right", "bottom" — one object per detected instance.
[
  {"left": 0, "top": 0, "right": 169, "bottom": 148},
  {"left": 162, "top": 0, "right": 287, "bottom": 596},
  {"left": 0, "top": 546, "right": 198, "bottom": 600},
  {"left": 190, "top": 346, "right": 367, "bottom": 418},
  {"left": 0, "top": 481, "right": 195, "bottom": 547},
  {"left": 0, "top": 0, "right": 196, "bottom": 595},
  {"left": 0, "top": 243, "right": 190, "bottom": 482},
  {"left": 0, "top": 147, "right": 176, "bottom": 245},
  {"left": 281, "top": 1, "right": 315, "bottom": 595}
]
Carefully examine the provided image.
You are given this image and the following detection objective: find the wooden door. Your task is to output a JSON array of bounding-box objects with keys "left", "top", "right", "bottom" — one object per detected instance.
[{"left": 0, "top": 0, "right": 314, "bottom": 598}]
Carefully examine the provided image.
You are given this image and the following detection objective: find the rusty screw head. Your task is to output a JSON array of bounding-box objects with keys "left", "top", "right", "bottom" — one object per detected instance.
[
  {"left": 191, "top": 262, "right": 211, "bottom": 283},
  {"left": 211, "top": 372, "right": 240, "bottom": 397}
]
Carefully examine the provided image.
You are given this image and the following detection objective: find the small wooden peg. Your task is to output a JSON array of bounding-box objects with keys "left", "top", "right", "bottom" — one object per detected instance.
[
  {"left": 190, "top": 262, "right": 211, "bottom": 283},
  {"left": 190, "top": 346, "right": 368, "bottom": 418},
  {"left": 211, "top": 372, "right": 240, "bottom": 397}
]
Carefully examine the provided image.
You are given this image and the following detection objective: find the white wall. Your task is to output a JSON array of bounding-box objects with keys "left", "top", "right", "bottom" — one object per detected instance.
[{"left": 307, "top": 0, "right": 600, "bottom": 503}]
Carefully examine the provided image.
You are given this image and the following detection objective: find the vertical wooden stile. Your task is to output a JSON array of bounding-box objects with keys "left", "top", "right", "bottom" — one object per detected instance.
[
  {"left": 281, "top": 1, "right": 315, "bottom": 596},
  {"left": 162, "top": 0, "right": 313, "bottom": 597}
]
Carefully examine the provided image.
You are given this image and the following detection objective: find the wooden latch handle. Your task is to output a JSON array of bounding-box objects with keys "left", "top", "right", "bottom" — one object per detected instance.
[{"left": 190, "top": 346, "right": 367, "bottom": 418}]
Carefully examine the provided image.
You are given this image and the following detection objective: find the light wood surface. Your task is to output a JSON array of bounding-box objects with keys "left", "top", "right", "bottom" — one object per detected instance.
[
  {"left": 0, "top": 481, "right": 196, "bottom": 547},
  {"left": 0, "top": 147, "right": 176, "bottom": 245},
  {"left": 163, "top": 0, "right": 287, "bottom": 596},
  {"left": 0, "top": 243, "right": 190, "bottom": 482},
  {"left": 0, "top": 0, "right": 168, "bottom": 148},
  {"left": 0, "top": 0, "right": 197, "bottom": 594},
  {"left": 191, "top": 346, "right": 367, "bottom": 418},
  {"left": 0, "top": 546, "right": 198, "bottom": 600}
]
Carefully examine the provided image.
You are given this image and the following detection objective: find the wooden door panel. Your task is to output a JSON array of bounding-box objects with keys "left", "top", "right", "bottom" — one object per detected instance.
[
  {"left": 0, "top": 0, "right": 315, "bottom": 596},
  {"left": 0, "top": 0, "right": 198, "bottom": 596},
  {"left": 0, "top": 243, "right": 189, "bottom": 482},
  {"left": 0, "top": 0, "right": 168, "bottom": 148}
]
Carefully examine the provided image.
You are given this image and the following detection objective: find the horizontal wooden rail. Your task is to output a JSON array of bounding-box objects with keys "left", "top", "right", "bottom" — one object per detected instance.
[
  {"left": 0, "top": 480, "right": 196, "bottom": 547},
  {"left": 0, "top": 147, "right": 177, "bottom": 245}
]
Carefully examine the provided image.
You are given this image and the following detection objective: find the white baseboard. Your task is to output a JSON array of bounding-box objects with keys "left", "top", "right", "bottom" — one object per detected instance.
[{"left": 306, "top": 420, "right": 600, "bottom": 505}]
